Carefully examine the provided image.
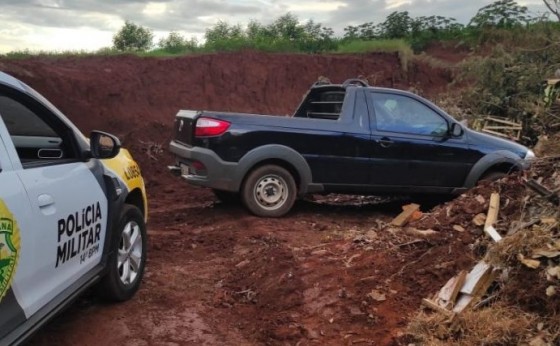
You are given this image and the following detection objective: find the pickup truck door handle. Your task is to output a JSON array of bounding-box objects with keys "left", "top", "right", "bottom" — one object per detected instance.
[
  {"left": 37, "top": 194, "right": 56, "bottom": 215},
  {"left": 378, "top": 137, "right": 393, "bottom": 148}
]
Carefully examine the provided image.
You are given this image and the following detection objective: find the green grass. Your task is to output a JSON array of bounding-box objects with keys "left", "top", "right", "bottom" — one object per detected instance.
[
  {"left": 335, "top": 39, "right": 410, "bottom": 54},
  {"left": 137, "top": 48, "right": 194, "bottom": 57},
  {"left": 0, "top": 48, "right": 125, "bottom": 59},
  {"left": 0, "top": 38, "right": 414, "bottom": 63}
]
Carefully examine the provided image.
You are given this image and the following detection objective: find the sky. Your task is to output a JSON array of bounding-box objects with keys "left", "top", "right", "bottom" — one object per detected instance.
[{"left": 0, "top": 0, "right": 550, "bottom": 53}]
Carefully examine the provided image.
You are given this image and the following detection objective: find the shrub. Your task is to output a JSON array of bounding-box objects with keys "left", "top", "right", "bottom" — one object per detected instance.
[{"left": 113, "top": 21, "right": 153, "bottom": 52}]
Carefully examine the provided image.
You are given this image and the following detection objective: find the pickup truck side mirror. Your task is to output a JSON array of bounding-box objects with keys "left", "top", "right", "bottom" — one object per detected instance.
[
  {"left": 90, "top": 130, "right": 121, "bottom": 159},
  {"left": 449, "top": 123, "right": 464, "bottom": 137}
]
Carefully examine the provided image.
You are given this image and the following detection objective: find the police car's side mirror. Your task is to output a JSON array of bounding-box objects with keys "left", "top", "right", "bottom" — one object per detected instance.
[{"left": 90, "top": 131, "right": 121, "bottom": 159}]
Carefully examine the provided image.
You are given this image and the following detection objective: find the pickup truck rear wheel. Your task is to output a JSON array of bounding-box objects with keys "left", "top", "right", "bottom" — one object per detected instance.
[{"left": 242, "top": 165, "right": 296, "bottom": 217}]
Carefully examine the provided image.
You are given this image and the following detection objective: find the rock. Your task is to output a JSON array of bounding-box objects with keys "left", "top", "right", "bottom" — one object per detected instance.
[
  {"left": 547, "top": 266, "right": 560, "bottom": 280},
  {"left": 305, "top": 328, "right": 320, "bottom": 339},
  {"left": 235, "top": 259, "right": 251, "bottom": 268},
  {"left": 367, "top": 289, "right": 387, "bottom": 302},
  {"left": 349, "top": 306, "right": 365, "bottom": 316},
  {"left": 453, "top": 225, "right": 465, "bottom": 232},
  {"left": 311, "top": 249, "right": 328, "bottom": 256},
  {"left": 472, "top": 213, "right": 486, "bottom": 226}
]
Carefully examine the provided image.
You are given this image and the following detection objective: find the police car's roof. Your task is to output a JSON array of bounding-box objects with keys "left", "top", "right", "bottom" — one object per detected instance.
[{"left": 0, "top": 71, "right": 26, "bottom": 91}]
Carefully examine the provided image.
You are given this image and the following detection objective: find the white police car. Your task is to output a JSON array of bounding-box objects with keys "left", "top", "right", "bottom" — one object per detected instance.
[{"left": 0, "top": 71, "right": 148, "bottom": 345}]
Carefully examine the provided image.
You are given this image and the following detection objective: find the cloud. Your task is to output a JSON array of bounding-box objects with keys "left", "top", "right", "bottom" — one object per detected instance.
[{"left": 0, "top": 0, "right": 550, "bottom": 53}]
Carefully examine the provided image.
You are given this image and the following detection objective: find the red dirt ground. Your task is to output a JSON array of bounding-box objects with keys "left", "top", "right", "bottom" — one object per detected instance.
[{"left": 0, "top": 51, "right": 478, "bottom": 345}]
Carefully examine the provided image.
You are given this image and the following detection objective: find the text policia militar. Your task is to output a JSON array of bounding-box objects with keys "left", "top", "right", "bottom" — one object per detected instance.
[{"left": 56, "top": 202, "right": 103, "bottom": 268}]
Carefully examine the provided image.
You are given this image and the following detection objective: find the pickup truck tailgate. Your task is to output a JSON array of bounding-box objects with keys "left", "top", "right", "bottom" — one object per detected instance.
[{"left": 173, "top": 110, "right": 199, "bottom": 146}]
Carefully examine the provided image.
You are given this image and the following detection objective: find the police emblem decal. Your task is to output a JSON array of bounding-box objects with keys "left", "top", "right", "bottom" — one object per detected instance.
[{"left": 0, "top": 200, "right": 20, "bottom": 303}]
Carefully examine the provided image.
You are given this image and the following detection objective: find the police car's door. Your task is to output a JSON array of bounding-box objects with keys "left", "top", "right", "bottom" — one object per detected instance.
[
  {"left": 0, "top": 120, "right": 32, "bottom": 339},
  {"left": 0, "top": 88, "right": 108, "bottom": 322}
]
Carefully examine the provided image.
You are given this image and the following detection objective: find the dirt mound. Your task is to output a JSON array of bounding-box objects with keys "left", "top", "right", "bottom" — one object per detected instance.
[{"left": 404, "top": 158, "right": 560, "bottom": 345}]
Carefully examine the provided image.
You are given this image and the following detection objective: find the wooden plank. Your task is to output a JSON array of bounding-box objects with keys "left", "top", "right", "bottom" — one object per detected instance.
[
  {"left": 405, "top": 227, "right": 437, "bottom": 237},
  {"left": 391, "top": 203, "right": 420, "bottom": 227},
  {"left": 453, "top": 294, "right": 473, "bottom": 313},
  {"left": 481, "top": 115, "right": 523, "bottom": 141},
  {"left": 484, "top": 193, "right": 500, "bottom": 230},
  {"left": 421, "top": 298, "right": 454, "bottom": 317},
  {"left": 471, "top": 268, "right": 498, "bottom": 298},
  {"left": 485, "top": 225, "right": 503, "bottom": 242},
  {"left": 486, "top": 120, "right": 522, "bottom": 127},
  {"left": 482, "top": 130, "right": 522, "bottom": 140},
  {"left": 436, "top": 270, "right": 467, "bottom": 309},
  {"left": 532, "top": 249, "right": 560, "bottom": 258},
  {"left": 460, "top": 261, "right": 493, "bottom": 296},
  {"left": 483, "top": 125, "right": 522, "bottom": 130},
  {"left": 481, "top": 129, "right": 512, "bottom": 138},
  {"left": 518, "top": 254, "right": 540, "bottom": 268},
  {"left": 484, "top": 116, "right": 522, "bottom": 126},
  {"left": 484, "top": 193, "right": 502, "bottom": 242}
]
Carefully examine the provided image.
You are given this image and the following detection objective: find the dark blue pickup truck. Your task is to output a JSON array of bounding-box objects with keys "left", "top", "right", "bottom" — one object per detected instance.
[{"left": 169, "top": 79, "right": 533, "bottom": 217}]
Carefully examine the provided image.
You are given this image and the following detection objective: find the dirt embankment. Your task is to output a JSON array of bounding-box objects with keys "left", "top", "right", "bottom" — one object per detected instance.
[{"left": 1, "top": 52, "right": 453, "bottom": 128}]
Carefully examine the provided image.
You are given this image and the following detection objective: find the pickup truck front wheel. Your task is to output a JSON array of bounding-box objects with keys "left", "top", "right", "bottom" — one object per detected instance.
[{"left": 242, "top": 165, "right": 297, "bottom": 217}]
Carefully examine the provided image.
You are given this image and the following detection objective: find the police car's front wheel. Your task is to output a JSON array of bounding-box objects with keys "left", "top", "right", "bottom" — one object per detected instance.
[{"left": 99, "top": 204, "right": 147, "bottom": 302}]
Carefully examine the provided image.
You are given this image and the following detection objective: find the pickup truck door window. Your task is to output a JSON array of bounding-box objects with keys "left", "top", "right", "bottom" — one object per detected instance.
[
  {"left": 369, "top": 92, "right": 472, "bottom": 187},
  {"left": 373, "top": 94, "right": 448, "bottom": 136},
  {"left": 0, "top": 91, "right": 108, "bottom": 319}
]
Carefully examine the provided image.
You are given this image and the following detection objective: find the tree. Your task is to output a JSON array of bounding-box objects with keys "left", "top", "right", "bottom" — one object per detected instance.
[
  {"left": 113, "top": 21, "right": 153, "bottom": 51},
  {"left": 469, "top": 0, "right": 531, "bottom": 28},
  {"left": 270, "top": 13, "right": 305, "bottom": 40},
  {"left": 380, "top": 11, "right": 412, "bottom": 38},
  {"left": 543, "top": 0, "right": 560, "bottom": 21},
  {"left": 343, "top": 22, "right": 380, "bottom": 40},
  {"left": 158, "top": 32, "right": 198, "bottom": 53},
  {"left": 246, "top": 20, "right": 267, "bottom": 40},
  {"left": 205, "top": 21, "right": 244, "bottom": 44}
]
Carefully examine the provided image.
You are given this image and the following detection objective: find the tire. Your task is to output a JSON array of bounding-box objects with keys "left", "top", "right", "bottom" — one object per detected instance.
[
  {"left": 241, "top": 165, "right": 297, "bottom": 217},
  {"left": 212, "top": 189, "right": 240, "bottom": 204},
  {"left": 98, "top": 204, "right": 147, "bottom": 302}
]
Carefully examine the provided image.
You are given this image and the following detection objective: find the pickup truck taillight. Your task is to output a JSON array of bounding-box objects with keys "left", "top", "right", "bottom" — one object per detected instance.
[{"left": 195, "top": 117, "right": 231, "bottom": 137}]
